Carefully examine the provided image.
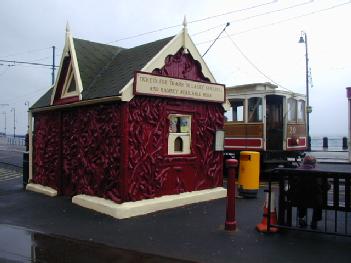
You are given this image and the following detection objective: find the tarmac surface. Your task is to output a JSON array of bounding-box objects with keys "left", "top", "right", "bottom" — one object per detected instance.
[
  {"left": 0, "top": 144, "right": 350, "bottom": 262},
  {"left": 1, "top": 175, "right": 351, "bottom": 263}
]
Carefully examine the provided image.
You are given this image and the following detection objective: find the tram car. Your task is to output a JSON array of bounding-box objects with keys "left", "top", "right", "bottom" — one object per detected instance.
[{"left": 224, "top": 82, "right": 307, "bottom": 170}]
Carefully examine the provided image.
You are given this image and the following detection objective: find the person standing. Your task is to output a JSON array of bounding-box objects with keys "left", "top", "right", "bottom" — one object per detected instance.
[{"left": 291, "top": 155, "right": 330, "bottom": 229}]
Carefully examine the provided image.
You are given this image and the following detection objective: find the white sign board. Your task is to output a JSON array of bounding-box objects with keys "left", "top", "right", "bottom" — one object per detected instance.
[
  {"left": 215, "top": 130, "right": 225, "bottom": 151},
  {"left": 134, "top": 72, "right": 225, "bottom": 103}
]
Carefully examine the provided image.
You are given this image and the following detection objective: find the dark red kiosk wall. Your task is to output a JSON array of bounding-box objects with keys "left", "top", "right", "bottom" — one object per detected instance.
[
  {"left": 33, "top": 103, "right": 123, "bottom": 203},
  {"left": 125, "top": 48, "right": 224, "bottom": 201},
  {"left": 126, "top": 97, "right": 224, "bottom": 201},
  {"left": 32, "top": 47, "right": 224, "bottom": 203}
]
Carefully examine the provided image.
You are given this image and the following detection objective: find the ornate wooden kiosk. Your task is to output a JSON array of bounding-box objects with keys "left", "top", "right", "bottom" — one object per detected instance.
[{"left": 27, "top": 24, "right": 227, "bottom": 218}]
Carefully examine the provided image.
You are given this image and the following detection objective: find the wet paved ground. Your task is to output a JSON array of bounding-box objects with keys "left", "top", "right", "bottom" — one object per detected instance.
[
  {"left": 0, "top": 145, "right": 24, "bottom": 168},
  {"left": 1, "top": 176, "right": 351, "bottom": 263},
  {"left": 0, "top": 225, "right": 194, "bottom": 263},
  {"left": 0, "top": 144, "right": 350, "bottom": 262},
  {"left": 0, "top": 167, "right": 22, "bottom": 182}
]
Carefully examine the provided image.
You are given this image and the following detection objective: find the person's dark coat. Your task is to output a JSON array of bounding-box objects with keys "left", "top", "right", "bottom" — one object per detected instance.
[{"left": 290, "top": 170, "right": 330, "bottom": 208}]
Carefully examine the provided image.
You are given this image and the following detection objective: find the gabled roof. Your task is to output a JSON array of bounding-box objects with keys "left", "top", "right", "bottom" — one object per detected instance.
[
  {"left": 73, "top": 38, "right": 124, "bottom": 93},
  {"left": 82, "top": 36, "right": 173, "bottom": 100},
  {"left": 31, "top": 88, "right": 54, "bottom": 109},
  {"left": 31, "top": 36, "right": 174, "bottom": 109},
  {"left": 31, "top": 22, "right": 219, "bottom": 110}
]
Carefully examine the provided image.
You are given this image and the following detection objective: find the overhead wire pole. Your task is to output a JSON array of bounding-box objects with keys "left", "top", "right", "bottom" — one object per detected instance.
[
  {"left": 52, "top": 46, "right": 56, "bottom": 85},
  {"left": 299, "top": 31, "right": 311, "bottom": 151},
  {"left": 2, "top": 112, "right": 6, "bottom": 135},
  {"left": 202, "top": 22, "right": 230, "bottom": 57},
  {"left": 11, "top": 107, "right": 15, "bottom": 138},
  {"left": 0, "top": 104, "right": 8, "bottom": 135}
]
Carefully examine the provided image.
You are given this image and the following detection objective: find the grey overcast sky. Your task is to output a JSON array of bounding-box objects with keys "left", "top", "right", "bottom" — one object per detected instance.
[{"left": 0, "top": 0, "right": 350, "bottom": 136}]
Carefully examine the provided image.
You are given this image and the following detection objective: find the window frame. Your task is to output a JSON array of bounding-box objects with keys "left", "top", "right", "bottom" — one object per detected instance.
[
  {"left": 168, "top": 114, "right": 192, "bottom": 155},
  {"left": 247, "top": 97, "right": 263, "bottom": 123},
  {"left": 287, "top": 98, "right": 298, "bottom": 123},
  {"left": 297, "top": 99, "right": 305, "bottom": 123},
  {"left": 226, "top": 99, "right": 245, "bottom": 122}
]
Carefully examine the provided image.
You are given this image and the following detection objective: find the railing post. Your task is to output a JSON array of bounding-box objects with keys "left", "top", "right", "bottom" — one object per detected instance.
[
  {"left": 323, "top": 137, "right": 328, "bottom": 149},
  {"left": 342, "top": 137, "right": 348, "bottom": 150},
  {"left": 225, "top": 158, "right": 238, "bottom": 231}
]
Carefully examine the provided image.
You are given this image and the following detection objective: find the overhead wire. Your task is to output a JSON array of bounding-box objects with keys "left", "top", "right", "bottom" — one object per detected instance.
[
  {"left": 196, "top": 0, "right": 351, "bottom": 45},
  {"left": 0, "top": 47, "right": 51, "bottom": 59},
  {"left": 0, "top": 59, "right": 58, "bottom": 68},
  {"left": 107, "top": 0, "right": 278, "bottom": 44},
  {"left": 192, "top": 0, "right": 314, "bottom": 37},
  {"left": 224, "top": 31, "right": 292, "bottom": 92},
  {"left": 186, "top": 0, "right": 277, "bottom": 24},
  {"left": 1, "top": 0, "right": 350, "bottom": 100}
]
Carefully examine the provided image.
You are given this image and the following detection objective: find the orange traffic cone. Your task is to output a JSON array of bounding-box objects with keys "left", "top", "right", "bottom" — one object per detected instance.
[{"left": 256, "top": 191, "right": 279, "bottom": 233}]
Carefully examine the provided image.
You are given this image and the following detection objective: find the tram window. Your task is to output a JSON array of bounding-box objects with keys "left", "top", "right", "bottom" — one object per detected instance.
[
  {"left": 297, "top": 100, "right": 305, "bottom": 122},
  {"left": 248, "top": 97, "right": 262, "bottom": 122},
  {"left": 288, "top": 98, "right": 297, "bottom": 122},
  {"left": 229, "top": 99, "right": 244, "bottom": 122},
  {"left": 224, "top": 110, "right": 232, "bottom": 122},
  {"left": 168, "top": 115, "right": 191, "bottom": 155}
]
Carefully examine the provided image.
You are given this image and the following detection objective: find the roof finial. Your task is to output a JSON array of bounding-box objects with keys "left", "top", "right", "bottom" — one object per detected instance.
[
  {"left": 66, "top": 21, "right": 71, "bottom": 33},
  {"left": 182, "top": 16, "right": 188, "bottom": 53},
  {"left": 183, "top": 15, "right": 187, "bottom": 29}
]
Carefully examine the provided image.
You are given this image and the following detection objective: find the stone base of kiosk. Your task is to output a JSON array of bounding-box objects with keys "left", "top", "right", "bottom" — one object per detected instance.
[
  {"left": 26, "top": 183, "right": 58, "bottom": 197},
  {"left": 72, "top": 187, "right": 227, "bottom": 219}
]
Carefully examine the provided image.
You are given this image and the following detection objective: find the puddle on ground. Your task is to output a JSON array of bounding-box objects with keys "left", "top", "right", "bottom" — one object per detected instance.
[{"left": 0, "top": 225, "right": 194, "bottom": 263}]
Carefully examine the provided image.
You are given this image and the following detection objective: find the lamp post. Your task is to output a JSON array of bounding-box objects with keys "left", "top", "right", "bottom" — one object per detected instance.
[
  {"left": 1, "top": 112, "right": 6, "bottom": 135},
  {"left": 11, "top": 107, "right": 15, "bottom": 138},
  {"left": 298, "top": 31, "right": 311, "bottom": 151},
  {"left": 25, "top": 101, "right": 30, "bottom": 129}
]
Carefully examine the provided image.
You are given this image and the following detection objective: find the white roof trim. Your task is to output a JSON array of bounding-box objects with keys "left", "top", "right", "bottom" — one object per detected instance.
[
  {"left": 60, "top": 63, "right": 80, "bottom": 98},
  {"left": 120, "top": 29, "right": 217, "bottom": 102},
  {"left": 68, "top": 34, "right": 83, "bottom": 99},
  {"left": 50, "top": 30, "right": 83, "bottom": 105}
]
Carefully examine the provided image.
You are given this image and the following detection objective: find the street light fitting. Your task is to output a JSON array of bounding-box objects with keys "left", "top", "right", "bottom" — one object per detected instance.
[
  {"left": 298, "top": 31, "right": 306, "bottom": 44},
  {"left": 298, "top": 36, "right": 305, "bottom": 44}
]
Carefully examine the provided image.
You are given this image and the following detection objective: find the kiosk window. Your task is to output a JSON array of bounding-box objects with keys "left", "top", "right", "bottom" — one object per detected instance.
[
  {"left": 168, "top": 115, "right": 191, "bottom": 155},
  {"left": 174, "top": 137, "right": 183, "bottom": 152},
  {"left": 248, "top": 97, "right": 262, "bottom": 122}
]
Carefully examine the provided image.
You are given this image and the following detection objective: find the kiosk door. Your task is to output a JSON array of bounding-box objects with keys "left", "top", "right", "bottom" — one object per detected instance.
[{"left": 266, "top": 95, "right": 283, "bottom": 150}]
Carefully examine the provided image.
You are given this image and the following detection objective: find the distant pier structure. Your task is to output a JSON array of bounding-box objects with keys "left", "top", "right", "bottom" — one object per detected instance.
[{"left": 347, "top": 87, "right": 351, "bottom": 162}]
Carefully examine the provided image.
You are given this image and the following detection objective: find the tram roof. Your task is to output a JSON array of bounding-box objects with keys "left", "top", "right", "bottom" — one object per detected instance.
[{"left": 226, "top": 82, "right": 305, "bottom": 100}]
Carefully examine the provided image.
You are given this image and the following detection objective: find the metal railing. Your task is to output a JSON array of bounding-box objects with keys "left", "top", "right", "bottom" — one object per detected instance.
[
  {"left": 0, "top": 135, "right": 25, "bottom": 147},
  {"left": 267, "top": 168, "right": 351, "bottom": 237}
]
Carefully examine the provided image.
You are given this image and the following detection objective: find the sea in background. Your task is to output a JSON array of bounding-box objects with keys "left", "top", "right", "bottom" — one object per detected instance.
[
  {"left": 0, "top": 134, "right": 349, "bottom": 151},
  {"left": 310, "top": 136, "right": 348, "bottom": 151}
]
